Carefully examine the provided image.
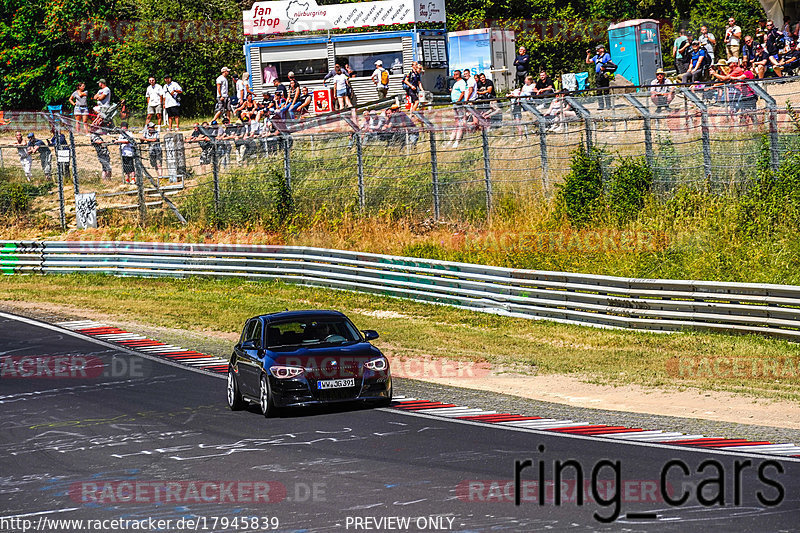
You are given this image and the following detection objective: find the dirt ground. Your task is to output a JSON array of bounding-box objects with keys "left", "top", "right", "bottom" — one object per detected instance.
[{"left": 5, "top": 299, "right": 800, "bottom": 431}]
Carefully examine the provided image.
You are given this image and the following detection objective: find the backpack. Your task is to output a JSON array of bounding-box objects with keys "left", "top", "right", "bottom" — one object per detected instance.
[{"left": 380, "top": 69, "right": 389, "bottom": 85}]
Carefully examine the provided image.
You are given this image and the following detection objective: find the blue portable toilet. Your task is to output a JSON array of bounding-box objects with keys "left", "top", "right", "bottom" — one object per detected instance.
[{"left": 608, "top": 19, "right": 662, "bottom": 86}]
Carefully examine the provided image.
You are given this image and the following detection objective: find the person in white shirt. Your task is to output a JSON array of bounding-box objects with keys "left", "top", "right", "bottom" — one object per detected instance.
[
  {"left": 145, "top": 77, "right": 163, "bottom": 127},
  {"left": 371, "top": 60, "right": 389, "bottom": 99},
  {"left": 162, "top": 75, "right": 183, "bottom": 131},
  {"left": 93, "top": 79, "right": 111, "bottom": 114},
  {"left": 463, "top": 69, "right": 478, "bottom": 102},
  {"left": 13, "top": 131, "right": 33, "bottom": 180},
  {"left": 446, "top": 70, "right": 468, "bottom": 148},
  {"left": 699, "top": 25, "right": 717, "bottom": 63},
  {"left": 327, "top": 65, "right": 352, "bottom": 109},
  {"left": 213, "top": 67, "right": 230, "bottom": 122}
]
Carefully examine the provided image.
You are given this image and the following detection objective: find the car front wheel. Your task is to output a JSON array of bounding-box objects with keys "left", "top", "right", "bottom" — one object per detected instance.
[
  {"left": 227, "top": 368, "right": 244, "bottom": 411},
  {"left": 260, "top": 374, "right": 277, "bottom": 418}
]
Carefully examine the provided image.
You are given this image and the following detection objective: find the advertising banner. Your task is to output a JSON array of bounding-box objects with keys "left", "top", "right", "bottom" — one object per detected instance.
[{"left": 244, "top": 0, "right": 445, "bottom": 35}]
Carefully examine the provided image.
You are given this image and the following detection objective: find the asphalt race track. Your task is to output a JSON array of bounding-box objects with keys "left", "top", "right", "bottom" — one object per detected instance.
[{"left": 1, "top": 313, "right": 799, "bottom": 532}]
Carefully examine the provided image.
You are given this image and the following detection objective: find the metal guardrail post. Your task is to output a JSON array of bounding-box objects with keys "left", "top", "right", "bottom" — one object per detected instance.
[
  {"left": 282, "top": 134, "right": 292, "bottom": 192},
  {"left": 413, "top": 111, "right": 440, "bottom": 220},
  {"left": 521, "top": 101, "right": 549, "bottom": 191},
  {"left": 69, "top": 130, "right": 79, "bottom": 195},
  {"left": 212, "top": 139, "right": 220, "bottom": 215},
  {"left": 56, "top": 158, "right": 66, "bottom": 230},
  {"left": 355, "top": 132, "right": 365, "bottom": 212},
  {"left": 624, "top": 94, "right": 654, "bottom": 168},
  {"left": 748, "top": 81, "right": 780, "bottom": 173},
  {"left": 131, "top": 140, "right": 147, "bottom": 226},
  {"left": 567, "top": 96, "right": 593, "bottom": 153},
  {"left": 481, "top": 128, "right": 492, "bottom": 218},
  {"left": 680, "top": 88, "right": 713, "bottom": 181}
]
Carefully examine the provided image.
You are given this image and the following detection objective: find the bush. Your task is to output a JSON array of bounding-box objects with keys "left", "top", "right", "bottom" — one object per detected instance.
[
  {"left": 0, "top": 181, "right": 53, "bottom": 215},
  {"left": 555, "top": 148, "right": 605, "bottom": 226},
  {"left": 607, "top": 157, "right": 653, "bottom": 223}
]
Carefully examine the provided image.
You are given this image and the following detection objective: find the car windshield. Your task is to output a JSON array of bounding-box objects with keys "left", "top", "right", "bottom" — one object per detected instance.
[{"left": 266, "top": 318, "right": 362, "bottom": 348}]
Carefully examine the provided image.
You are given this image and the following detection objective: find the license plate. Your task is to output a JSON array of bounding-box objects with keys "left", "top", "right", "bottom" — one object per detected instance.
[{"left": 317, "top": 378, "right": 355, "bottom": 390}]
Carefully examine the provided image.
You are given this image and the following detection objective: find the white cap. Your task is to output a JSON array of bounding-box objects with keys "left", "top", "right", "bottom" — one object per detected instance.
[
  {"left": 375, "top": 60, "right": 383, "bottom": 66},
  {"left": 221, "top": 67, "right": 230, "bottom": 72},
  {"left": 287, "top": 71, "right": 295, "bottom": 77}
]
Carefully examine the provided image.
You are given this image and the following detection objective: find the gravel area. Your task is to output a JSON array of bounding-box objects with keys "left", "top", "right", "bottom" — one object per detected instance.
[{"left": 5, "top": 303, "right": 800, "bottom": 445}]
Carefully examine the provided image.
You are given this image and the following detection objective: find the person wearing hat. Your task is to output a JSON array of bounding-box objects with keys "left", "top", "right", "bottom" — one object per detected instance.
[
  {"left": 751, "top": 43, "right": 770, "bottom": 78},
  {"left": 162, "top": 75, "right": 182, "bottom": 131},
  {"left": 710, "top": 58, "right": 731, "bottom": 82},
  {"left": 115, "top": 122, "right": 136, "bottom": 184},
  {"left": 92, "top": 78, "right": 111, "bottom": 115},
  {"left": 371, "top": 59, "right": 389, "bottom": 99},
  {"left": 213, "top": 67, "right": 231, "bottom": 122},
  {"left": 649, "top": 68, "right": 674, "bottom": 112},
  {"left": 586, "top": 44, "right": 612, "bottom": 110},
  {"left": 141, "top": 122, "right": 163, "bottom": 179},
  {"left": 781, "top": 41, "right": 800, "bottom": 76},
  {"left": 681, "top": 40, "right": 707, "bottom": 83}
]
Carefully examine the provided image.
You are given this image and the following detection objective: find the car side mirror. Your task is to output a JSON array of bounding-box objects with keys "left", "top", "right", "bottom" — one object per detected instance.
[
  {"left": 362, "top": 330, "right": 379, "bottom": 341},
  {"left": 241, "top": 339, "right": 260, "bottom": 350}
]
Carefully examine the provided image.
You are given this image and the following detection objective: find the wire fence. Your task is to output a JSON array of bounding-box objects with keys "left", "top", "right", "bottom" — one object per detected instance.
[{"left": 2, "top": 77, "right": 800, "bottom": 228}]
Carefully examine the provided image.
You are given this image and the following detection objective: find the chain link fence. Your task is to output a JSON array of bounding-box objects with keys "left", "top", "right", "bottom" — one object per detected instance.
[{"left": 2, "top": 77, "right": 800, "bottom": 228}]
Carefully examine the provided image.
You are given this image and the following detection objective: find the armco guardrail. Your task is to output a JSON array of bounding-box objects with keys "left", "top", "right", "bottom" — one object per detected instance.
[{"left": 3, "top": 240, "right": 800, "bottom": 340}]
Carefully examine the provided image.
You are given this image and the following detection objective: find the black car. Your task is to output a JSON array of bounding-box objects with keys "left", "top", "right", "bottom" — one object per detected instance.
[{"left": 227, "top": 310, "right": 392, "bottom": 416}]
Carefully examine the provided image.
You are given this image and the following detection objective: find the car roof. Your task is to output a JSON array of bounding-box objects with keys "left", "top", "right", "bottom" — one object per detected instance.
[{"left": 255, "top": 310, "right": 347, "bottom": 323}]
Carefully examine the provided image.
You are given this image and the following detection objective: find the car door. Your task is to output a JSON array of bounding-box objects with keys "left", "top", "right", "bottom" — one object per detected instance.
[{"left": 240, "top": 319, "right": 265, "bottom": 396}]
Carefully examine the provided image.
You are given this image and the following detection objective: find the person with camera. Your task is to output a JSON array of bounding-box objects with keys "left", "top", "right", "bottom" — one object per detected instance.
[
  {"left": 586, "top": 45, "right": 612, "bottom": 110},
  {"left": 162, "top": 75, "right": 182, "bottom": 131}
]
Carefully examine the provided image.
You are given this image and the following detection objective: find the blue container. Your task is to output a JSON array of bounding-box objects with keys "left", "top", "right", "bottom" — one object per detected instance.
[{"left": 608, "top": 19, "right": 662, "bottom": 87}]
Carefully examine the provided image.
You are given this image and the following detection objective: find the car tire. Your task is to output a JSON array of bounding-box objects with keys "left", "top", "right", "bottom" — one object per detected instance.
[
  {"left": 260, "top": 374, "right": 277, "bottom": 418},
  {"left": 227, "top": 368, "right": 244, "bottom": 411}
]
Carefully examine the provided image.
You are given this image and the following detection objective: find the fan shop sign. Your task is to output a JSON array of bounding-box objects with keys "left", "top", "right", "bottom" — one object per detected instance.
[{"left": 244, "top": 0, "right": 445, "bottom": 35}]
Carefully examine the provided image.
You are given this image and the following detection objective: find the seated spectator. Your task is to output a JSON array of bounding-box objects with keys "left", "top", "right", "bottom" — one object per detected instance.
[
  {"left": 681, "top": 40, "right": 707, "bottom": 83},
  {"left": 741, "top": 35, "right": 756, "bottom": 68},
  {"left": 649, "top": 69, "right": 675, "bottom": 112},
  {"left": 544, "top": 91, "right": 577, "bottom": 132},
  {"left": 294, "top": 87, "right": 313, "bottom": 117},
  {"left": 782, "top": 41, "right": 800, "bottom": 76},
  {"left": 379, "top": 104, "right": 419, "bottom": 147},
  {"left": 751, "top": 44, "right": 769, "bottom": 78},
  {"left": 768, "top": 44, "right": 791, "bottom": 76},
  {"left": 234, "top": 94, "right": 256, "bottom": 120},
  {"left": 360, "top": 110, "right": 384, "bottom": 142},
  {"left": 534, "top": 70, "right": 555, "bottom": 95}
]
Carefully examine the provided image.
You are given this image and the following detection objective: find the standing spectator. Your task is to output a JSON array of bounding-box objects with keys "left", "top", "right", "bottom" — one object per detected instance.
[
  {"left": 141, "top": 122, "right": 162, "bottom": 178},
  {"left": 784, "top": 16, "right": 794, "bottom": 44},
  {"left": 89, "top": 125, "right": 112, "bottom": 180},
  {"left": 649, "top": 69, "right": 674, "bottom": 112},
  {"left": 586, "top": 45, "right": 612, "bottom": 110},
  {"left": 403, "top": 62, "right": 423, "bottom": 111},
  {"left": 13, "top": 131, "right": 32, "bottom": 180},
  {"left": 681, "top": 40, "right": 708, "bottom": 83},
  {"left": 241, "top": 72, "right": 254, "bottom": 100},
  {"left": 69, "top": 82, "right": 89, "bottom": 134},
  {"left": 673, "top": 29, "right": 691, "bottom": 75},
  {"left": 513, "top": 46, "right": 529, "bottom": 88},
  {"left": 446, "top": 70, "right": 467, "bottom": 148},
  {"left": 213, "top": 67, "right": 230, "bottom": 122},
  {"left": 116, "top": 122, "right": 136, "bottom": 184},
  {"left": 371, "top": 60, "right": 389, "bottom": 99},
  {"left": 273, "top": 78, "right": 288, "bottom": 101},
  {"left": 463, "top": 69, "right": 478, "bottom": 102},
  {"left": 764, "top": 20, "right": 782, "bottom": 55},
  {"left": 27, "top": 133, "right": 51, "bottom": 181},
  {"left": 699, "top": 26, "right": 717, "bottom": 64},
  {"left": 92, "top": 79, "right": 111, "bottom": 115},
  {"left": 235, "top": 73, "right": 247, "bottom": 108},
  {"left": 145, "top": 77, "right": 163, "bottom": 128},
  {"left": 229, "top": 73, "right": 240, "bottom": 112},
  {"left": 162, "top": 75, "right": 182, "bottom": 131},
  {"left": 725, "top": 18, "right": 742, "bottom": 59},
  {"left": 534, "top": 70, "right": 554, "bottom": 95},
  {"left": 329, "top": 65, "right": 352, "bottom": 110}
]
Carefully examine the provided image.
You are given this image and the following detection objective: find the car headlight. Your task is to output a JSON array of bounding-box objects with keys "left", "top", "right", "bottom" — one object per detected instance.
[
  {"left": 270, "top": 365, "right": 304, "bottom": 379},
  {"left": 364, "top": 357, "right": 388, "bottom": 371}
]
